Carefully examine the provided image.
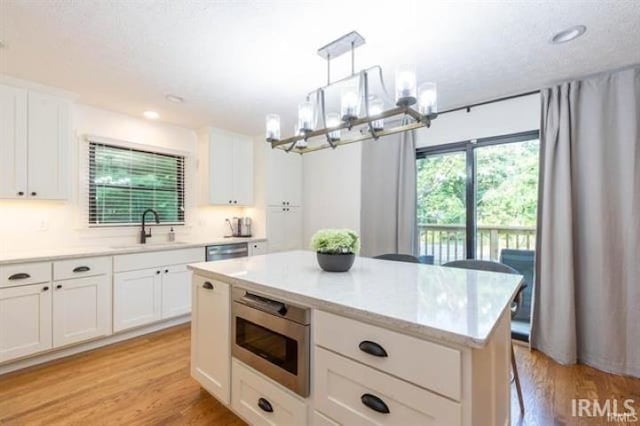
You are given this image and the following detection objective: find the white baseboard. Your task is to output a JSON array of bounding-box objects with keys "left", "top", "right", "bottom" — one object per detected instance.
[{"left": 0, "top": 315, "right": 191, "bottom": 376}]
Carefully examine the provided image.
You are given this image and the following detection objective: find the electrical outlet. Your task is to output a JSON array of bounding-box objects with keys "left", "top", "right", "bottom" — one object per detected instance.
[{"left": 39, "top": 219, "right": 49, "bottom": 231}]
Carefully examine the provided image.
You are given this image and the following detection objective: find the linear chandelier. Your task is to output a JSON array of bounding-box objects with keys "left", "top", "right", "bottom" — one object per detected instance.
[{"left": 265, "top": 31, "right": 438, "bottom": 154}]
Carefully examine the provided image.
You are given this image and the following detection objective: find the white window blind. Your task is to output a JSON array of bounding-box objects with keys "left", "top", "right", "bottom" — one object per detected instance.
[{"left": 88, "top": 142, "right": 185, "bottom": 226}]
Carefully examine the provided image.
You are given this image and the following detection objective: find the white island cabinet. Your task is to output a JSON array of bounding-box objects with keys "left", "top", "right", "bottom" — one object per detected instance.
[{"left": 188, "top": 250, "right": 522, "bottom": 426}]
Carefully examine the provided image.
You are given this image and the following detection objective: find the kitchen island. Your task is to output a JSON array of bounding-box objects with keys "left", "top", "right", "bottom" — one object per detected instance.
[{"left": 188, "top": 250, "right": 523, "bottom": 426}]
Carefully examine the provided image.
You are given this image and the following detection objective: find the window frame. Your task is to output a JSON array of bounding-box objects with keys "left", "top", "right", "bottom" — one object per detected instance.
[
  {"left": 416, "top": 130, "right": 540, "bottom": 259},
  {"left": 86, "top": 138, "right": 187, "bottom": 228}
]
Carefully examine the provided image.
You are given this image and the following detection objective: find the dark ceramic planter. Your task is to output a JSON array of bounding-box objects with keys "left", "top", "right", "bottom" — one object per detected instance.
[{"left": 316, "top": 252, "right": 355, "bottom": 272}]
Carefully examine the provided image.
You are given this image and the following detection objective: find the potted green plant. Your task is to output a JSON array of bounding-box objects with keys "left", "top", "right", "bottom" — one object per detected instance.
[{"left": 310, "top": 229, "right": 360, "bottom": 272}]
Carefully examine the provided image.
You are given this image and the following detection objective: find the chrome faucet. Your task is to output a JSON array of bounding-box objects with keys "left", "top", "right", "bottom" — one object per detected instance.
[{"left": 140, "top": 208, "right": 160, "bottom": 244}]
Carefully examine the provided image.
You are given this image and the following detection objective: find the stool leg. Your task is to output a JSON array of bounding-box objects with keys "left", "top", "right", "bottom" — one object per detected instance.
[{"left": 511, "top": 343, "right": 524, "bottom": 414}]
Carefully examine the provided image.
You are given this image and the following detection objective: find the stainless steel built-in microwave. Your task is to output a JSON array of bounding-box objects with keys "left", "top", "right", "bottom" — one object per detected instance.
[{"left": 231, "top": 288, "right": 311, "bottom": 397}]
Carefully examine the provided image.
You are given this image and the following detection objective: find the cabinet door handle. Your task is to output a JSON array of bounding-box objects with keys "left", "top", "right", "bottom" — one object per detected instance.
[
  {"left": 361, "top": 393, "right": 390, "bottom": 414},
  {"left": 31, "top": 191, "right": 37, "bottom": 196},
  {"left": 56, "top": 284, "right": 63, "bottom": 289},
  {"left": 257, "top": 397, "right": 273, "bottom": 413},
  {"left": 202, "top": 281, "right": 214, "bottom": 290},
  {"left": 17, "top": 191, "right": 24, "bottom": 196},
  {"left": 156, "top": 270, "right": 161, "bottom": 275},
  {"left": 42, "top": 286, "right": 49, "bottom": 292},
  {"left": 8, "top": 273, "right": 30, "bottom": 280},
  {"left": 229, "top": 200, "right": 233, "bottom": 204},
  {"left": 164, "top": 269, "right": 169, "bottom": 273},
  {"left": 73, "top": 266, "right": 91, "bottom": 273},
  {"left": 358, "top": 340, "right": 388, "bottom": 357}
]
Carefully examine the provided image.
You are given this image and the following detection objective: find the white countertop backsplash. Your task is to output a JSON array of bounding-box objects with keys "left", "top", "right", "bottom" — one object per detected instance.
[
  {"left": 188, "top": 250, "right": 523, "bottom": 348},
  {"left": 0, "top": 237, "right": 266, "bottom": 265}
]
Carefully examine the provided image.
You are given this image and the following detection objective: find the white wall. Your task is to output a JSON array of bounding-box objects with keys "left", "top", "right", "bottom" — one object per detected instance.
[
  {"left": 415, "top": 93, "right": 540, "bottom": 147},
  {"left": 301, "top": 94, "right": 540, "bottom": 243},
  {"left": 302, "top": 143, "right": 362, "bottom": 244},
  {"left": 0, "top": 98, "right": 246, "bottom": 253}
]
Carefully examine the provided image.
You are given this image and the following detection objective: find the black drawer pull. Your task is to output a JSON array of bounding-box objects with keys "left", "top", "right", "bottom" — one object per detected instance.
[
  {"left": 73, "top": 266, "right": 91, "bottom": 273},
  {"left": 56, "top": 284, "right": 63, "bottom": 289},
  {"left": 42, "top": 286, "right": 49, "bottom": 292},
  {"left": 359, "top": 340, "right": 388, "bottom": 357},
  {"left": 361, "top": 393, "right": 390, "bottom": 414},
  {"left": 8, "top": 273, "right": 31, "bottom": 280},
  {"left": 202, "top": 281, "right": 214, "bottom": 290},
  {"left": 257, "top": 397, "right": 273, "bottom": 413}
]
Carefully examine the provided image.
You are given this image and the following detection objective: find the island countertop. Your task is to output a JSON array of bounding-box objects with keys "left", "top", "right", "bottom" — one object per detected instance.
[{"left": 188, "top": 250, "right": 523, "bottom": 348}]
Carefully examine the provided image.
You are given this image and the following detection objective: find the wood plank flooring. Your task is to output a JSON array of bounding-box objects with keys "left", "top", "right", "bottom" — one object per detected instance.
[{"left": 1, "top": 324, "right": 638, "bottom": 425}]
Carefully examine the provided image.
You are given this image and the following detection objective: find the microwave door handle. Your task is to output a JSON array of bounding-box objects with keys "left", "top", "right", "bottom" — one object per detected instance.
[{"left": 241, "top": 295, "right": 288, "bottom": 316}]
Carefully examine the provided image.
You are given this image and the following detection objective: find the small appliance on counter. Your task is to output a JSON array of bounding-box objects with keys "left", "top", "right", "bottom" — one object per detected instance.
[{"left": 225, "top": 217, "right": 252, "bottom": 237}]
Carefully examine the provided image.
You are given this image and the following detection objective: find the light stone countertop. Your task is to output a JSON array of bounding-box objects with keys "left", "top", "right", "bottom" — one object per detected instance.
[
  {"left": 0, "top": 237, "right": 267, "bottom": 265},
  {"left": 188, "top": 250, "right": 523, "bottom": 348}
]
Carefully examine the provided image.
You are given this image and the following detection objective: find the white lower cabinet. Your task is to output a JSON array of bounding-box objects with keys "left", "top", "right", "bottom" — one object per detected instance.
[
  {"left": 231, "top": 359, "right": 307, "bottom": 426},
  {"left": 161, "top": 264, "right": 192, "bottom": 319},
  {"left": 314, "top": 346, "right": 462, "bottom": 426},
  {"left": 248, "top": 241, "right": 268, "bottom": 256},
  {"left": 0, "top": 283, "right": 52, "bottom": 363},
  {"left": 191, "top": 276, "right": 230, "bottom": 404},
  {"left": 267, "top": 206, "right": 302, "bottom": 252},
  {"left": 113, "top": 268, "right": 162, "bottom": 332},
  {"left": 52, "top": 274, "right": 111, "bottom": 347}
]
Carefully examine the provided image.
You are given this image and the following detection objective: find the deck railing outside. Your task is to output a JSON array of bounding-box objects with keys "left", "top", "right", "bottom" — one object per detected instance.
[{"left": 419, "top": 224, "right": 536, "bottom": 264}]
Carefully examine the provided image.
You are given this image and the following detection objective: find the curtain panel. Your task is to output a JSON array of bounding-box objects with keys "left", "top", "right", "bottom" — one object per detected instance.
[
  {"left": 360, "top": 119, "right": 418, "bottom": 257},
  {"left": 532, "top": 67, "right": 640, "bottom": 377}
]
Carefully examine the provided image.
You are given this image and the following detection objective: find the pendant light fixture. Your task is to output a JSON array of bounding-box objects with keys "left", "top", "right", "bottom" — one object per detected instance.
[{"left": 265, "top": 31, "right": 438, "bottom": 154}]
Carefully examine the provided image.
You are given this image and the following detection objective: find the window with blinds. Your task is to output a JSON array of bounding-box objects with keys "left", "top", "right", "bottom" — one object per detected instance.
[{"left": 88, "top": 142, "right": 185, "bottom": 226}]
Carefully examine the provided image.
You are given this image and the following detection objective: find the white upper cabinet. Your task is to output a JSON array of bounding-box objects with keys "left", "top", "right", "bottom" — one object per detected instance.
[
  {"left": 26, "top": 91, "right": 70, "bottom": 199},
  {"left": 266, "top": 146, "right": 302, "bottom": 207},
  {"left": 203, "top": 128, "right": 254, "bottom": 206},
  {"left": 0, "top": 85, "right": 28, "bottom": 199},
  {"left": 0, "top": 84, "right": 69, "bottom": 200}
]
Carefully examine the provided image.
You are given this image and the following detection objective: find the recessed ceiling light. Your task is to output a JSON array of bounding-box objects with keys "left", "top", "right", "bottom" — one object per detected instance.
[
  {"left": 551, "top": 25, "right": 587, "bottom": 44},
  {"left": 143, "top": 110, "right": 159, "bottom": 120},
  {"left": 165, "top": 94, "right": 184, "bottom": 103}
]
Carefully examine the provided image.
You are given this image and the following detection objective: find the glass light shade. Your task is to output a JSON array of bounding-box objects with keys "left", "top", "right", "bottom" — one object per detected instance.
[
  {"left": 326, "top": 112, "right": 341, "bottom": 141},
  {"left": 298, "top": 101, "right": 315, "bottom": 132},
  {"left": 265, "top": 114, "right": 280, "bottom": 141},
  {"left": 293, "top": 125, "right": 308, "bottom": 149},
  {"left": 418, "top": 82, "right": 437, "bottom": 116},
  {"left": 395, "top": 64, "right": 417, "bottom": 106},
  {"left": 369, "top": 98, "right": 384, "bottom": 131},
  {"left": 341, "top": 88, "right": 359, "bottom": 121}
]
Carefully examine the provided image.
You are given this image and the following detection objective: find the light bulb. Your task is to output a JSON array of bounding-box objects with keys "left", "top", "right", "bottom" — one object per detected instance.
[
  {"left": 395, "top": 64, "right": 417, "bottom": 106},
  {"left": 341, "top": 88, "right": 359, "bottom": 121},
  {"left": 418, "top": 83, "right": 437, "bottom": 117},
  {"left": 298, "top": 101, "right": 315, "bottom": 132},
  {"left": 369, "top": 98, "right": 384, "bottom": 131},
  {"left": 265, "top": 114, "right": 280, "bottom": 142},
  {"left": 293, "top": 125, "right": 308, "bottom": 149},
  {"left": 326, "top": 112, "right": 341, "bottom": 141}
]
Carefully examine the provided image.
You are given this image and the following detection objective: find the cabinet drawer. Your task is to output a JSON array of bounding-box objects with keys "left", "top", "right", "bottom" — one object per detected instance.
[
  {"left": 313, "top": 411, "right": 340, "bottom": 426},
  {"left": 232, "top": 359, "right": 307, "bottom": 426},
  {"left": 314, "top": 347, "right": 461, "bottom": 426},
  {"left": 53, "top": 256, "right": 111, "bottom": 281},
  {"left": 315, "top": 310, "right": 461, "bottom": 401},
  {"left": 0, "top": 262, "right": 51, "bottom": 288},
  {"left": 113, "top": 247, "right": 204, "bottom": 272}
]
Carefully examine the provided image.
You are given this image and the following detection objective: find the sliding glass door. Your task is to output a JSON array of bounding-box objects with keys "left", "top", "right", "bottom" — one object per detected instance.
[{"left": 416, "top": 131, "right": 539, "bottom": 263}]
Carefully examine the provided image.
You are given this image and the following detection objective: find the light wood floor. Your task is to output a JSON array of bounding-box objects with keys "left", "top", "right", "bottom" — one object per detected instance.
[{"left": 1, "top": 325, "right": 638, "bottom": 426}]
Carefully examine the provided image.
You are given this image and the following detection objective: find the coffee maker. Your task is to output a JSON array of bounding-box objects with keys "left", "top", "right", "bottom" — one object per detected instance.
[{"left": 226, "top": 217, "right": 252, "bottom": 237}]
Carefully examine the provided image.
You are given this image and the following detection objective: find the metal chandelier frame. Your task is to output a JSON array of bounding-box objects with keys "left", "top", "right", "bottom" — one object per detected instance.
[{"left": 267, "top": 31, "right": 437, "bottom": 154}]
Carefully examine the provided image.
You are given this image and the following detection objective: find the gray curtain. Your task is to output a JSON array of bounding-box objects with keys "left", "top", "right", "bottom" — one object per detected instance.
[
  {"left": 360, "top": 118, "right": 418, "bottom": 257},
  {"left": 531, "top": 67, "right": 640, "bottom": 377}
]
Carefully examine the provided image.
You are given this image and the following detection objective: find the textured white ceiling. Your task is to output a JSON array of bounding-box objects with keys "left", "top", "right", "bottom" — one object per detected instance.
[{"left": 1, "top": 0, "right": 639, "bottom": 134}]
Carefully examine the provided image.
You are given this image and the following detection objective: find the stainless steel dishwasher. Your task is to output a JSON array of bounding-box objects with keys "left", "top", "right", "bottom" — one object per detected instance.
[{"left": 205, "top": 243, "right": 249, "bottom": 261}]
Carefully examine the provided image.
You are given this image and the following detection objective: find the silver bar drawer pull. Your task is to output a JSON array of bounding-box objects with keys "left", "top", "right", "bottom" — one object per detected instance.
[
  {"left": 73, "top": 266, "right": 91, "bottom": 273},
  {"left": 9, "top": 273, "right": 31, "bottom": 280}
]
